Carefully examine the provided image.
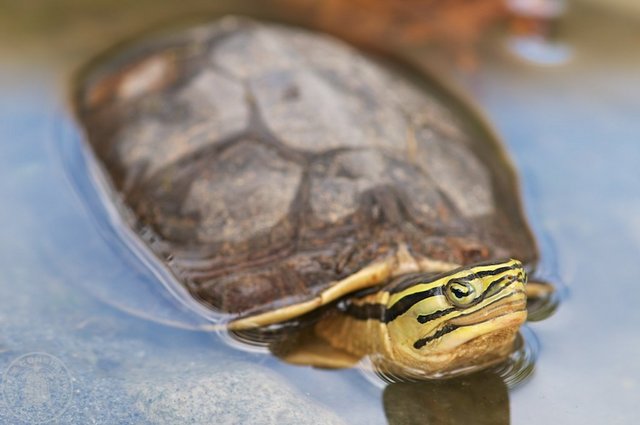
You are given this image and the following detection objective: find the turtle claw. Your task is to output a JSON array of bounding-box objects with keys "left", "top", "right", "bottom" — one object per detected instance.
[{"left": 525, "top": 280, "right": 559, "bottom": 322}]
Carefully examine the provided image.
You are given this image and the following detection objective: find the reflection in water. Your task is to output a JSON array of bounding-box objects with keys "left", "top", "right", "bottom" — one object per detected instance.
[
  {"left": 267, "top": 322, "right": 537, "bottom": 391},
  {"left": 383, "top": 370, "right": 509, "bottom": 425},
  {"left": 492, "top": 328, "right": 537, "bottom": 388}
]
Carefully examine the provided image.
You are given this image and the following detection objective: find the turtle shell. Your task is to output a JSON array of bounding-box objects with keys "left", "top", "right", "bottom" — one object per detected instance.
[{"left": 74, "top": 17, "right": 537, "bottom": 322}]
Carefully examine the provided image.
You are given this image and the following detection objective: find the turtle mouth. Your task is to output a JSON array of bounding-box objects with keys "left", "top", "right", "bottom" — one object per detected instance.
[
  {"left": 449, "top": 290, "right": 527, "bottom": 328},
  {"left": 416, "top": 289, "right": 527, "bottom": 352}
]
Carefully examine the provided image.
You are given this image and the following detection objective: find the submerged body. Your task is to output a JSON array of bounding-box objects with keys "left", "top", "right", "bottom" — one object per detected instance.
[{"left": 75, "top": 17, "right": 544, "bottom": 378}]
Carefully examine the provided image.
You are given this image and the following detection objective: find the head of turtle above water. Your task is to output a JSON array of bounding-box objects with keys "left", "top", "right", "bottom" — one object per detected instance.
[{"left": 233, "top": 258, "right": 530, "bottom": 380}]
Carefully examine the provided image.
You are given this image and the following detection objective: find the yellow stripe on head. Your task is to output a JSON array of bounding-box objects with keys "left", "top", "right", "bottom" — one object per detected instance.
[
  {"left": 387, "top": 258, "right": 523, "bottom": 312},
  {"left": 382, "top": 259, "right": 527, "bottom": 377}
]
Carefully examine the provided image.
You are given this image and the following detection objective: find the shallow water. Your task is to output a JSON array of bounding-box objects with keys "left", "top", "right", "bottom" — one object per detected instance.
[{"left": 1, "top": 1, "right": 639, "bottom": 424}]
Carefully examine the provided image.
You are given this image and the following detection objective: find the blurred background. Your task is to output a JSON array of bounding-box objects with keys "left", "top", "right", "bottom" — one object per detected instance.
[{"left": 1, "top": 1, "right": 639, "bottom": 424}]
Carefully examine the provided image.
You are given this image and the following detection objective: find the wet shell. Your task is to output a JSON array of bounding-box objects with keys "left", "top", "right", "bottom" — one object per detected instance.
[{"left": 75, "top": 16, "right": 537, "bottom": 324}]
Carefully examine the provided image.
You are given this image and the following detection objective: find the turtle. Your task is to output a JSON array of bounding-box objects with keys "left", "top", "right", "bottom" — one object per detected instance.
[{"left": 72, "top": 16, "right": 554, "bottom": 379}]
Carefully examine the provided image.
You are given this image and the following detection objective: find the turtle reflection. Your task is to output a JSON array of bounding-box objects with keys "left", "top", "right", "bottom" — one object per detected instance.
[{"left": 383, "top": 371, "right": 509, "bottom": 425}]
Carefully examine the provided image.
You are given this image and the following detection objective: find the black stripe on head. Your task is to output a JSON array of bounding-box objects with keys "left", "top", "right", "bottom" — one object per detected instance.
[
  {"left": 384, "top": 265, "right": 517, "bottom": 320},
  {"left": 384, "top": 286, "right": 443, "bottom": 322},
  {"left": 342, "top": 297, "right": 453, "bottom": 323},
  {"left": 459, "top": 266, "right": 518, "bottom": 282},
  {"left": 389, "top": 263, "right": 516, "bottom": 295},
  {"left": 416, "top": 307, "right": 456, "bottom": 324},
  {"left": 388, "top": 273, "right": 442, "bottom": 294},
  {"left": 415, "top": 275, "right": 519, "bottom": 324},
  {"left": 482, "top": 276, "right": 511, "bottom": 298},
  {"left": 412, "top": 282, "right": 525, "bottom": 349},
  {"left": 340, "top": 263, "right": 521, "bottom": 323},
  {"left": 339, "top": 301, "right": 386, "bottom": 321},
  {"left": 340, "top": 286, "right": 444, "bottom": 322},
  {"left": 475, "top": 273, "right": 521, "bottom": 304},
  {"left": 413, "top": 324, "right": 459, "bottom": 349},
  {"left": 413, "top": 304, "right": 527, "bottom": 350}
]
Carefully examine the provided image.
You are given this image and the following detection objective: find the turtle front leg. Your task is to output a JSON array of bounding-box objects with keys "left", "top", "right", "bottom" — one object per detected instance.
[
  {"left": 525, "top": 279, "right": 558, "bottom": 321},
  {"left": 270, "top": 325, "right": 363, "bottom": 369}
]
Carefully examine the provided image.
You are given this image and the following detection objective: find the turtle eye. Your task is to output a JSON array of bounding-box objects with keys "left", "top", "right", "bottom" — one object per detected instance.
[{"left": 445, "top": 280, "right": 478, "bottom": 307}]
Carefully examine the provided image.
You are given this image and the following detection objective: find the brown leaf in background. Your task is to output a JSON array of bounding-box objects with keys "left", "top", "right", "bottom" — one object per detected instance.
[{"left": 278, "top": 0, "right": 508, "bottom": 66}]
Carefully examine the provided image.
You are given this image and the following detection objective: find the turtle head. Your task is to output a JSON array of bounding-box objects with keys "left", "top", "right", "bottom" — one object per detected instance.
[{"left": 383, "top": 259, "right": 527, "bottom": 378}]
